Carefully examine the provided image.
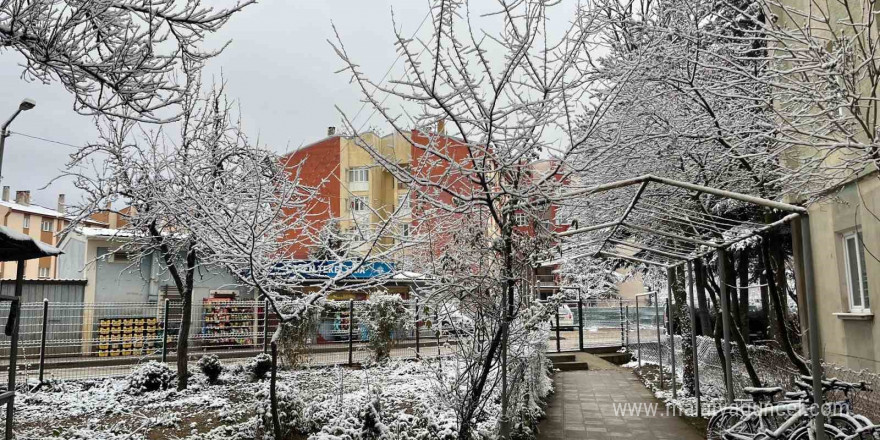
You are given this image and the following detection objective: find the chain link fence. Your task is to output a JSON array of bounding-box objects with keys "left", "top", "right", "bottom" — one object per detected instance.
[{"left": 631, "top": 333, "right": 880, "bottom": 421}]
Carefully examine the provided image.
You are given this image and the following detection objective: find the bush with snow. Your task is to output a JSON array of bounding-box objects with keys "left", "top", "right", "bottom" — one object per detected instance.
[
  {"left": 197, "top": 354, "right": 223, "bottom": 384},
  {"left": 246, "top": 353, "right": 273, "bottom": 381},
  {"left": 126, "top": 361, "right": 175, "bottom": 394},
  {"left": 362, "top": 293, "right": 413, "bottom": 361},
  {"left": 254, "top": 381, "right": 307, "bottom": 439}
]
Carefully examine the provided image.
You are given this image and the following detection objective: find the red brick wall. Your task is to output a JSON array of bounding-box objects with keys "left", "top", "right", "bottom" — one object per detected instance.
[{"left": 280, "top": 137, "right": 341, "bottom": 259}]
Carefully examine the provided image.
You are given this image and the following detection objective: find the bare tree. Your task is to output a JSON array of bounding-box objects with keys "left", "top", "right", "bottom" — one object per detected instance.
[
  {"left": 331, "top": 1, "right": 615, "bottom": 437},
  {"left": 1, "top": 0, "right": 252, "bottom": 121},
  {"left": 64, "top": 79, "right": 322, "bottom": 390}
]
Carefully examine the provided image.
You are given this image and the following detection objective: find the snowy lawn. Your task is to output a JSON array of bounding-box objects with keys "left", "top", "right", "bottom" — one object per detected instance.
[{"left": 9, "top": 356, "right": 541, "bottom": 439}]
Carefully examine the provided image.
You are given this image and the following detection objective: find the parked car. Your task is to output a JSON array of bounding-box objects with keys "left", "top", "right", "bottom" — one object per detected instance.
[
  {"left": 551, "top": 304, "right": 576, "bottom": 329},
  {"left": 440, "top": 311, "right": 475, "bottom": 335}
]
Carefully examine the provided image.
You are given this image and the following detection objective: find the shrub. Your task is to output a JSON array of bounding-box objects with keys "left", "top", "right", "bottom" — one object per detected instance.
[
  {"left": 247, "top": 353, "right": 273, "bottom": 381},
  {"left": 255, "top": 382, "right": 306, "bottom": 439},
  {"left": 362, "top": 293, "right": 412, "bottom": 361},
  {"left": 126, "top": 361, "right": 174, "bottom": 394},
  {"left": 197, "top": 354, "right": 223, "bottom": 384}
]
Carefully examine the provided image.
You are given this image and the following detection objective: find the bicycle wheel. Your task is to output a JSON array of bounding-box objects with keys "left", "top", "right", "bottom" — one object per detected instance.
[
  {"left": 829, "top": 413, "right": 864, "bottom": 436},
  {"left": 708, "top": 407, "right": 748, "bottom": 440},
  {"left": 786, "top": 423, "right": 843, "bottom": 440}
]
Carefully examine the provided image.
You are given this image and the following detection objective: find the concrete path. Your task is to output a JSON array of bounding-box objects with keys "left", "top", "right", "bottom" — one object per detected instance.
[{"left": 538, "top": 367, "right": 704, "bottom": 439}]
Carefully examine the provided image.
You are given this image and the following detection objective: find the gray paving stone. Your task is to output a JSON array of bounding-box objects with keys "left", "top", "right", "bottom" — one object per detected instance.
[{"left": 538, "top": 369, "right": 704, "bottom": 440}]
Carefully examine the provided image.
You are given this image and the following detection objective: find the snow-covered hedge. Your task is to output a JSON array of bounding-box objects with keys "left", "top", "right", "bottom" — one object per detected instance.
[{"left": 126, "top": 361, "right": 175, "bottom": 394}]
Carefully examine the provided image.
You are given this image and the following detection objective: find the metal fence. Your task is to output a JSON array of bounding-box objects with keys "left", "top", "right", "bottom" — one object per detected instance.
[
  {"left": 631, "top": 333, "right": 880, "bottom": 422},
  {"left": 0, "top": 299, "right": 462, "bottom": 383},
  {"left": 0, "top": 296, "right": 641, "bottom": 383},
  {"left": 548, "top": 299, "right": 644, "bottom": 352}
]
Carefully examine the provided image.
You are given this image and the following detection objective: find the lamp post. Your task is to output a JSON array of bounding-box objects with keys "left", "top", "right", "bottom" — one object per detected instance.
[{"left": 0, "top": 99, "right": 37, "bottom": 180}]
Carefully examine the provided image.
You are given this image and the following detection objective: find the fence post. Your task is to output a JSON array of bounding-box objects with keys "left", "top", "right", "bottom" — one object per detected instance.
[
  {"left": 38, "top": 299, "right": 49, "bottom": 384},
  {"left": 435, "top": 311, "right": 440, "bottom": 357},
  {"left": 414, "top": 298, "right": 420, "bottom": 357},
  {"left": 348, "top": 300, "right": 354, "bottom": 366},
  {"left": 578, "top": 297, "right": 584, "bottom": 351},
  {"left": 636, "top": 298, "right": 642, "bottom": 368},
  {"left": 263, "top": 299, "right": 270, "bottom": 354},
  {"left": 625, "top": 305, "right": 630, "bottom": 350},
  {"left": 269, "top": 341, "right": 282, "bottom": 440},
  {"left": 619, "top": 298, "right": 625, "bottom": 347},
  {"left": 161, "top": 299, "right": 170, "bottom": 363},
  {"left": 555, "top": 311, "right": 561, "bottom": 353}
]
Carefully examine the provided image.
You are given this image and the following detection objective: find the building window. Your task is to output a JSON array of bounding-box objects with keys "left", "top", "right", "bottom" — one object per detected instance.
[
  {"left": 41, "top": 219, "right": 52, "bottom": 232},
  {"left": 397, "top": 194, "right": 410, "bottom": 214},
  {"left": 38, "top": 267, "right": 49, "bottom": 279},
  {"left": 22, "top": 215, "right": 30, "bottom": 229},
  {"left": 844, "top": 231, "right": 870, "bottom": 311},
  {"left": 347, "top": 168, "right": 369, "bottom": 192},
  {"left": 400, "top": 223, "right": 411, "bottom": 238},
  {"left": 349, "top": 196, "right": 368, "bottom": 213},
  {"left": 514, "top": 211, "right": 527, "bottom": 226}
]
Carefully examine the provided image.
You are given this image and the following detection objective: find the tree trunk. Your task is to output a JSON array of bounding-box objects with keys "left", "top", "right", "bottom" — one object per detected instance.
[
  {"left": 760, "top": 268, "right": 774, "bottom": 342},
  {"left": 701, "top": 267, "right": 728, "bottom": 390},
  {"left": 694, "top": 259, "right": 713, "bottom": 336},
  {"left": 177, "top": 240, "right": 197, "bottom": 391},
  {"left": 737, "top": 249, "right": 750, "bottom": 342},
  {"left": 705, "top": 258, "right": 763, "bottom": 388},
  {"left": 671, "top": 266, "right": 695, "bottom": 394},
  {"left": 148, "top": 223, "right": 195, "bottom": 391},
  {"left": 761, "top": 236, "right": 811, "bottom": 376}
]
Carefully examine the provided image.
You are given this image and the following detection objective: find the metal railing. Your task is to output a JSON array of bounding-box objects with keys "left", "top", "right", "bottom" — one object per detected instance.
[{"left": 547, "top": 299, "right": 645, "bottom": 353}]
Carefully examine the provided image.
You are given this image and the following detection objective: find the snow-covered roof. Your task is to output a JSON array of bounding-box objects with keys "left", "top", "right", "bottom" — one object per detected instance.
[
  {"left": 80, "top": 227, "right": 138, "bottom": 239},
  {"left": 392, "top": 271, "right": 427, "bottom": 280},
  {"left": 0, "top": 200, "right": 106, "bottom": 225},
  {"left": 0, "top": 226, "right": 62, "bottom": 262}
]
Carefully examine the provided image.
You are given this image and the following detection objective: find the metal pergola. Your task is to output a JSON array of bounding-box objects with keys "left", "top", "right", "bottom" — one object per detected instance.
[
  {"left": 550, "top": 174, "right": 825, "bottom": 438},
  {"left": 0, "top": 226, "right": 62, "bottom": 440}
]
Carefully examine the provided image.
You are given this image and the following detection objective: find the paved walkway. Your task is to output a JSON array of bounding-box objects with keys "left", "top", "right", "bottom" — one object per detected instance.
[{"left": 538, "top": 367, "right": 704, "bottom": 439}]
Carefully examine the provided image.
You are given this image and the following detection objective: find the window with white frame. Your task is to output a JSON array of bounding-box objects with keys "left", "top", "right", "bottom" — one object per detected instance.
[
  {"left": 349, "top": 196, "right": 368, "bottom": 213},
  {"left": 38, "top": 267, "right": 50, "bottom": 278},
  {"left": 22, "top": 215, "right": 30, "bottom": 229},
  {"left": 400, "top": 223, "right": 411, "bottom": 238},
  {"left": 843, "top": 231, "right": 870, "bottom": 311},
  {"left": 514, "top": 211, "right": 527, "bottom": 226},
  {"left": 347, "top": 168, "right": 369, "bottom": 191},
  {"left": 41, "top": 219, "right": 53, "bottom": 232},
  {"left": 397, "top": 194, "right": 410, "bottom": 214}
]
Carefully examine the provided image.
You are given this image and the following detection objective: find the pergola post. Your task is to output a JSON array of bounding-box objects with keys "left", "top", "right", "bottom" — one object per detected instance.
[
  {"left": 654, "top": 292, "right": 663, "bottom": 389},
  {"left": 667, "top": 267, "right": 676, "bottom": 399},
  {"left": 718, "top": 248, "right": 734, "bottom": 403},
  {"left": 687, "top": 261, "right": 701, "bottom": 418},
  {"left": 796, "top": 215, "right": 825, "bottom": 440},
  {"left": 790, "top": 219, "right": 810, "bottom": 357}
]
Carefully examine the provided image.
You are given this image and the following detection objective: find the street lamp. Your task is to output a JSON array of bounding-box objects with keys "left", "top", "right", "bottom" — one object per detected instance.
[{"left": 0, "top": 98, "right": 36, "bottom": 181}]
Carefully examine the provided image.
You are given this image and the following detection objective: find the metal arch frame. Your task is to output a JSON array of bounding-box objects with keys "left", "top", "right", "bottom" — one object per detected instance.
[{"left": 550, "top": 175, "right": 824, "bottom": 439}]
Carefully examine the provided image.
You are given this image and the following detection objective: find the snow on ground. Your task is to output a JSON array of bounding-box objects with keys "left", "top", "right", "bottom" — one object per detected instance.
[{"left": 9, "top": 358, "right": 515, "bottom": 440}]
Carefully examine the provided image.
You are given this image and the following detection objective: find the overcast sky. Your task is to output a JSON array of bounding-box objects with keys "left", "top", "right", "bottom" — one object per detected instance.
[
  {"left": 0, "top": 1, "right": 433, "bottom": 209},
  {"left": 0, "top": 1, "right": 583, "bottom": 210}
]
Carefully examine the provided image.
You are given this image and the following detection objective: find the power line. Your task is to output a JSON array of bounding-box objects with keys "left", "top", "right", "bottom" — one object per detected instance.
[{"left": 8, "top": 131, "right": 81, "bottom": 149}]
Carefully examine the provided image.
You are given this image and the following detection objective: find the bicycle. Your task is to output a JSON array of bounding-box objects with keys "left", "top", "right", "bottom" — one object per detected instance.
[{"left": 707, "top": 379, "right": 871, "bottom": 440}]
